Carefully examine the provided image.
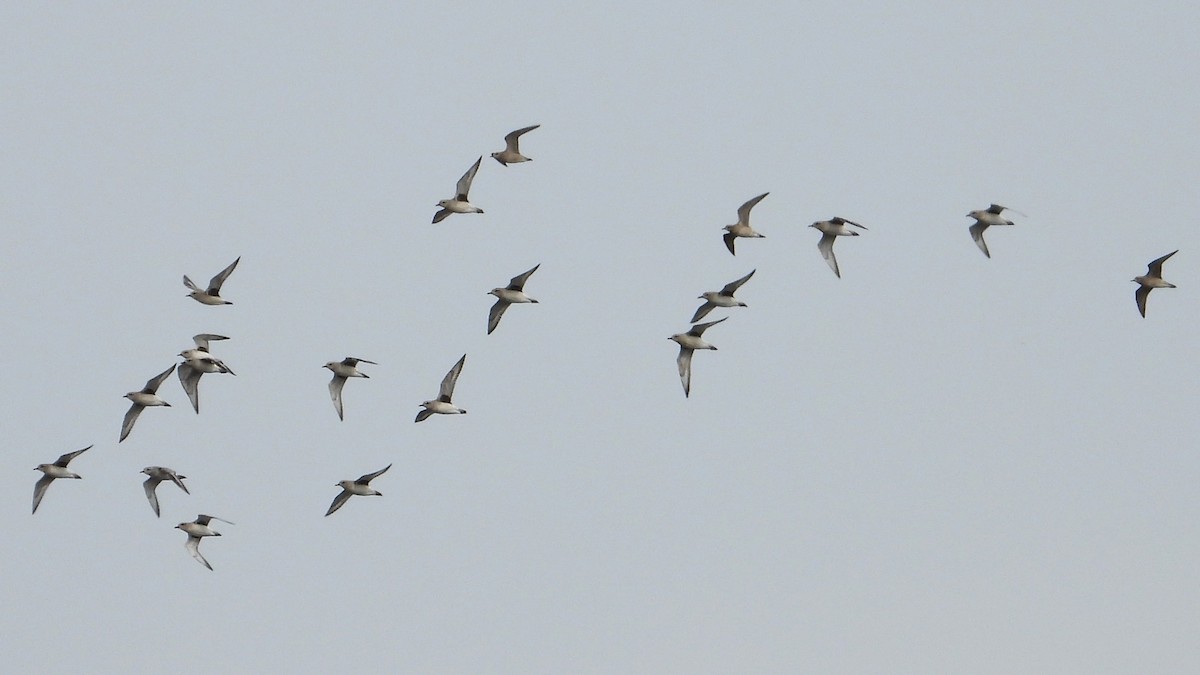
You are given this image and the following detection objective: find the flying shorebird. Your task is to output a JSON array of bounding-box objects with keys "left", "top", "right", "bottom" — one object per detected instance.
[
  {"left": 32, "top": 445, "right": 92, "bottom": 514},
  {"left": 416, "top": 354, "right": 467, "bottom": 422},
  {"left": 141, "top": 466, "right": 189, "bottom": 518},
  {"left": 966, "top": 204, "right": 1021, "bottom": 258},
  {"left": 120, "top": 364, "right": 175, "bottom": 442},
  {"left": 178, "top": 334, "right": 236, "bottom": 414},
  {"left": 692, "top": 269, "right": 755, "bottom": 323},
  {"left": 491, "top": 124, "right": 540, "bottom": 165},
  {"left": 433, "top": 156, "right": 484, "bottom": 223},
  {"left": 722, "top": 192, "right": 769, "bottom": 256},
  {"left": 669, "top": 317, "right": 726, "bottom": 398},
  {"left": 1132, "top": 250, "right": 1178, "bottom": 317},
  {"left": 488, "top": 264, "right": 540, "bottom": 334},
  {"left": 326, "top": 464, "right": 392, "bottom": 517},
  {"left": 176, "top": 514, "right": 234, "bottom": 571},
  {"left": 323, "top": 357, "right": 376, "bottom": 421},
  {"left": 183, "top": 257, "right": 240, "bottom": 305},
  {"left": 811, "top": 217, "right": 868, "bottom": 278}
]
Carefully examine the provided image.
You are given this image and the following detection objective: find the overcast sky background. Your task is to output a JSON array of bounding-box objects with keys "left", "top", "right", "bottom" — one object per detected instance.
[{"left": 4, "top": 2, "right": 1199, "bottom": 673}]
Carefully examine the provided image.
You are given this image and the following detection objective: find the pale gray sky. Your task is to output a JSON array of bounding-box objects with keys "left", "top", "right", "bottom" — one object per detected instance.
[{"left": 4, "top": 2, "right": 1200, "bottom": 673}]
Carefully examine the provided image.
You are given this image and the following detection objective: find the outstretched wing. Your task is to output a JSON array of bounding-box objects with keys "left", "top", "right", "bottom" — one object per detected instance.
[
  {"left": 178, "top": 363, "right": 202, "bottom": 414},
  {"left": 818, "top": 232, "right": 841, "bottom": 278},
  {"left": 676, "top": 347, "right": 694, "bottom": 398},
  {"left": 508, "top": 264, "right": 540, "bottom": 291},
  {"left": 720, "top": 269, "right": 755, "bottom": 296},
  {"left": 504, "top": 124, "right": 540, "bottom": 151},
  {"left": 487, "top": 299, "right": 510, "bottom": 335},
  {"left": 185, "top": 535, "right": 212, "bottom": 570},
  {"left": 1147, "top": 250, "right": 1178, "bottom": 277},
  {"left": 144, "top": 364, "right": 177, "bottom": 393},
  {"left": 736, "top": 192, "right": 769, "bottom": 224},
  {"left": 120, "top": 403, "right": 144, "bottom": 443},
  {"left": 55, "top": 445, "right": 92, "bottom": 466},
  {"left": 722, "top": 231, "right": 737, "bottom": 256},
  {"left": 1135, "top": 286, "right": 1151, "bottom": 318},
  {"left": 968, "top": 222, "right": 991, "bottom": 258},
  {"left": 689, "top": 317, "right": 727, "bottom": 337},
  {"left": 328, "top": 375, "right": 347, "bottom": 421},
  {"left": 143, "top": 478, "right": 162, "bottom": 517},
  {"left": 32, "top": 475, "right": 54, "bottom": 514},
  {"left": 415, "top": 408, "right": 434, "bottom": 423},
  {"left": 182, "top": 275, "right": 203, "bottom": 292},
  {"left": 325, "top": 489, "right": 353, "bottom": 517},
  {"left": 358, "top": 463, "right": 392, "bottom": 484},
  {"left": 690, "top": 301, "right": 716, "bottom": 324},
  {"left": 439, "top": 354, "right": 467, "bottom": 401},
  {"left": 456, "top": 156, "right": 483, "bottom": 199},
  {"left": 208, "top": 257, "right": 240, "bottom": 293},
  {"left": 192, "top": 334, "right": 230, "bottom": 351}
]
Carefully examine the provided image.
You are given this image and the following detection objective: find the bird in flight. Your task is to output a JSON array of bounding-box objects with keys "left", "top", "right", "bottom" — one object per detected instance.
[
  {"left": 433, "top": 156, "right": 484, "bottom": 224},
  {"left": 120, "top": 364, "right": 175, "bottom": 442},
  {"left": 32, "top": 445, "right": 92, "bottom": 514},
  {"left": 183, "top": 257, "right": 240, "bottom": 305},
  {"left": 323, "top": 357, "right": 376, "bottom": 421},
  {"left": 488, "top": 264, "right": 541, "bottom": 334},
  {"left": 1132, "top": 250, "right": 1178, "bottom": 317},
  {"left": 691, "top": 269, "right": 755, "bottom": 323},
  {"left": 491, "top": 124, "right": 540, "bottom": 165},
  {"left": 416, "top": 354, "right": 467, "bottom": 422},
  {"left": 810, "top": 217, "right": 868, "bottom": 278},
  {"left": 326, "top": 464, "right": 392, "bottom": 516},
  {"left": 669, "top": 317, "right": 727, "bottom": 397},
  {"left": 722, "top": 192, "right": 768, "bottom": 256}
]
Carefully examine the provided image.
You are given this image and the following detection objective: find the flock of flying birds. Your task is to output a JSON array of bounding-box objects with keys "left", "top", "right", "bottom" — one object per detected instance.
[{"left": 30, "top": 123, "right": 1180, "bottom": 571}]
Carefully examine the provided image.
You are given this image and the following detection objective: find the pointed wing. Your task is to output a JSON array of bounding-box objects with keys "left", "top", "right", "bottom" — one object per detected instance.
[
  {"left": 722, "top": 231, "right": 737, "bottom": 256},
  {"left": 818, "top": 232, "right": 841, "bottom": 277},
  {"left": 508, "top": 264, "right": 540, "bottom": 290},
  {"left": 329, "top": 375, "right": 347, "bottom": 421},
  {"left": 169, "top": 470, "right": 190, "bottom": 495},
  {"left": 196, "top": 514, "right": 235, "bottom": 526},
  {"left": 736, "top": 192, "right": 769, "bottom": 225},
  {"left": 1135, "top": 286, "right": 1151, "bottom": 318},
  {"left": 32, "top": 475, "right": 54, "bottom": 514},
  {"left": 987, "top": 203, "right": 1006, "bottom": 214},
  {"left": 690, "top": 301, "right": 716, "bottom": 324},
  {"left": 144, "top": 364, "right": 177, "bottom": 393},
  {"left": 358, "top": 463, "right": 392, "bottom": 484},
  {"left": 343, "top": 357, "right": 377, "bottom": 366},
  {"left": 504, "top": 124, "right": 540, "bottom": 151},
  {"left": 55, "top": 445, "right": 92, "bottom": 467},
  {"left": 676, "top": 347, "right": 694, "bottom": 398},
  {"left": 120, "top": 403, "right": 144, "bottom": 443},
  {"left": 178, "top": 363, "right": 202, "bottom": 414},
  {"left": 969, "top": 222, "right": 991, "bottom": 258},
  {"left": 208, "top": 257, "right": 240, "bottom": 293},
  {"left": 1147, "top": 250, "right": 1178, "bottom": 277},
  {"left": 456, "top": 156, "right": 483, "bottom": 199},
  {"left": 439, "top": 354, "right": 466, "bottom": 401},
  {"left": 325, "top": 489, "right": 353, "bottom": 516},
  {"left": 415, "top": 408, "right": 434, "bottom": 423},
  {"left": 836, "top": 217, "right": 868, "bottom": 230},
  {"left": 487, "top": 299, "right": 511, "bottom": 335},
  {"left": 182, "top": 275, "right": 203, "bottom": 292},
  {"left": 689, "top": 316, "right": 727, "bottom": 337},
  {"left": 192, "top": 334, "right": 230, "bottom": 351},
  {"left": 720, "top": 269, "right": 756, "bottom": 296},
  {"left": 432, "top": 208, "right": 453, "bottom": 224},
  {"left": 185, "top": 535, "right": 212, "bottom": 570},
  {"left": 143, "top": 478, "right": 162, "bottom": 517}
]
